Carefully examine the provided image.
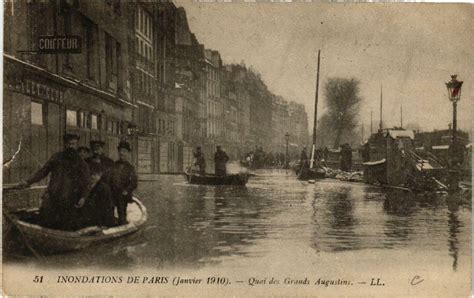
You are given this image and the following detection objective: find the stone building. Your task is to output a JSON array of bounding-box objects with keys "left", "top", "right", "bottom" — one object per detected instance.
[
  {"left": 126, "top": 1, "right": 159, "bottom": 174},
  {"left": 4, "top": 0, "right": 134, "bottom": 188}
]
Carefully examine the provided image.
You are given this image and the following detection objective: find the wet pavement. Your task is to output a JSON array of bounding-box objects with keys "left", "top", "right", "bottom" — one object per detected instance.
[{"left": 4, "top": 170, "right": 472, "bottom": 283}]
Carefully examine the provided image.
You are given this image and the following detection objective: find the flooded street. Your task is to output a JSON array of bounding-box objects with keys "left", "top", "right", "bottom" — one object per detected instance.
[{"left": 4, "top": 170, "right": 472, "bottom": 294}]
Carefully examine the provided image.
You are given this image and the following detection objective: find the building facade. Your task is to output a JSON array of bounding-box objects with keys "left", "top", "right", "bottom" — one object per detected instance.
[{"left": 4, "top": 1, "right": 134, "bottom": 187}]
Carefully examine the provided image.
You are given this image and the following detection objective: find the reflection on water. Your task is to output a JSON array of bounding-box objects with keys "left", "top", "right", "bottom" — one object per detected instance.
[{"left": 4, "top": 170, "right": 471, "bottom": 273}]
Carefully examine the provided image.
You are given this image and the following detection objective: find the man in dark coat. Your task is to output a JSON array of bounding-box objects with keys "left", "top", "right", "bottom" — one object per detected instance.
[
  {"left": 80, "top": 168, "right": 115, "bottom": 228},
  {"left": 193, "top": 147, "right": 206, "bottom": 174},
  {"left": 300, "top": 147, "right": 309, "bottom": 169},
  {"left": 19, "top": 134, "right": 90, "bottom": 231},
  {"left": 214, "top": 146, "right": 229, "bottom": 176},
  {"left": 323, "top": 147, "right": 329, "bottom": 161},
  {"left": 107, "top": 141, "right": 138, "bottom": 225},
  {"left": 86, "top": 140, "right": 114, "bottom": 174}
]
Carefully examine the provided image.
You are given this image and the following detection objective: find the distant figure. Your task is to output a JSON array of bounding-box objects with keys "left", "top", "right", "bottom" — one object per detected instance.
[
  {"left": 78, "top": 146, "right": 90, "bottom": 160},
  {"left": 86, "top": 140, "right": 114, "bottom": 174},
  {"left": 107, "top": 141, "right": 138, "bottom": 225},
  {"left": 193, "top": 146, "right": 206, "bottom": 174},
  {"left": 80, "top": 168, "right": 115, "bottom": 228},
  {"left": 340, "top": 143, "right": 353, "bottom": 172},
  {"left": 214, "top": 146, "right": 229, "bottom": 176},
  {"left": 316, "top": 147, "right": 323, "bottom": 161},
  {"left": 300, "top": 146, "right": 309, "bottom": 169},
  {"left": 18, "top": 133, "right": 90, "bottom": 230},
  {"left": 362, "top": 142, "right": 370, "bottom": 162},
  {"left": 323, "top": 147, "right": 329, "bottom": 161}
]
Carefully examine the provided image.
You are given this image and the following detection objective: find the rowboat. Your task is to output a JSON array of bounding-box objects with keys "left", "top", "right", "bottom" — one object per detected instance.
[
  {"left": 184, "top": 172, "right": 250, "bottom": 186},
  {"left": 297, "top": 166, "right": 326, "bottom": 181},
  {"left": 5, "top": 196, "right": 147, "bottom": 254}
]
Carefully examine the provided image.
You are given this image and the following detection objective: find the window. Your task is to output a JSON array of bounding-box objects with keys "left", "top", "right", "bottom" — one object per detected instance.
[
  {"left": 79, "top": 111, "right": 87, "bottom": 128},
  {"left": 66, "top": 109, "right": 77, "bottom": 127},
  {"left": 63, "top": 10, "right": 72, "bottom": 68},
  {"left": 105, "top": 33, "right": 119, "bottom": 89},
  {"left": 31, "top": 102, "right": 43, "bottom": 126},
  {"left": 84, "top": 19, "right": 98, "bottom": 80},
  {"left": 91, "top": 114, "right": 98, "bottom": 130},
  {"left": 107, "top": 120, "right": 114, "bottom": 133}
]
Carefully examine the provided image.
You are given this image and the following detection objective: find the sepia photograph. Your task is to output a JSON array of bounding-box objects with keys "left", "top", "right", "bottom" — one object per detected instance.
[{"left": 1, "top": 0, "right": 472, "bottom": 296}]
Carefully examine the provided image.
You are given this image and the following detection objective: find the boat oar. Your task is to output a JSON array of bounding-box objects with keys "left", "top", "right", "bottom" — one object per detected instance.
[{"left": 3, "top": 187, "right": 43, "bottom": 259}]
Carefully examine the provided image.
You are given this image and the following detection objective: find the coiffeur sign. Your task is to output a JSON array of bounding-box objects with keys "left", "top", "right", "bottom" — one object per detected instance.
[{"left": 37, "top": 35, "right": 82, "bottom": 54}]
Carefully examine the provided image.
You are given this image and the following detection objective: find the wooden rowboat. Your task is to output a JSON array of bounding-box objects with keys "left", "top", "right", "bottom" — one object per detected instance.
[
  {"left": 184, "top": 172, "right": 250, "bottom": 186},
  {"left": 5, "top": 196, "right": 147, "bottom": 254},
  {"left": 297, "top": 167, "right": 326, "bottom": 181}
]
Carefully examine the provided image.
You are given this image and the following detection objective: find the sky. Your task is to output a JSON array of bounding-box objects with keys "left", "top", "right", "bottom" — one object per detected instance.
[{"left": 176, "top": 2, "right": 473, "bottom": 135}]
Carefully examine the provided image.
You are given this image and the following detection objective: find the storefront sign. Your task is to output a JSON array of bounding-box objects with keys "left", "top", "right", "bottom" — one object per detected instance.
[
  {"left": 37, "top": 35, "right": 82, "bottom": 54},
  {"left": 7, "top": 78, "right": 64, "bottom": 104}
]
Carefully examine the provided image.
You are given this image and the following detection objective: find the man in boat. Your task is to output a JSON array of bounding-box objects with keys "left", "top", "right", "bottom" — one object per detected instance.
[
  {"left": 18, "top": 133, "right": 91, "bottom": 230},
  {"left": 193, "top": 146, "right": 206, "bottom": 174},
  {"left": 300, "top": 147, "right": 309, "bottom": 169},
  {"left": 86, "top": 140, "right": 114, "bottom": 174},
  {"left": 214, "top": 145, "right": 229, "bottom": 176},
  {"left": 340, "top": 143, "right": 353, "bottom": 172},
  {"left": 106, "top": 141, "right": 138, "bottom": 225},
  {"left": 78, "top": 146, "right": 90, "bottom": 160},
  {"left": 80, "top": 167, "right": 115, "bottom": 228}
]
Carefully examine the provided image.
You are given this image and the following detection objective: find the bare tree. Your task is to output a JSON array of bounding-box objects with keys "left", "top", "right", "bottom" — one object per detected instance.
[{"left": 321, "top": 78, "right": 362, "bottom": 148}]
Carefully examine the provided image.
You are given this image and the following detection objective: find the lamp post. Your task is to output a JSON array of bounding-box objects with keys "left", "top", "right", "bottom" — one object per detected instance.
[
  {"left": 445, "top": 75, "right": 463, "bottom": 192},
  {"left": 446, "top": 75, "right": 464, "bottom": 163},
  {"left": 285, "top": 132, "right": 290, "bottom": 169}
]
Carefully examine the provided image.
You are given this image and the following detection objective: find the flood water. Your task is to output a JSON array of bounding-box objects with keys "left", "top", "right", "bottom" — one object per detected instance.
[{"left": 3, "top": 169, "right": 472, "bottom": 294}]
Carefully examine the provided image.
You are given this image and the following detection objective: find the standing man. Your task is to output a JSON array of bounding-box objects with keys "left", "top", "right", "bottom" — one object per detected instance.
[
  {"left": 300, "top": 146, "right": 309, "bottom": 169},
  {"left": 86, "top": 140, "right": 114, "bottom": 174},
  {"left": 193, "top": 146, "right": 206, "bottom": 174},
  {"left": 107, "top": 141, "right": 138, "bottom": 225},
  {"left": 214, "top": 145, "right": 229, "bottom": 176},
  {"left": 18, "top": 133, "right": 90, "bottom": 230}
]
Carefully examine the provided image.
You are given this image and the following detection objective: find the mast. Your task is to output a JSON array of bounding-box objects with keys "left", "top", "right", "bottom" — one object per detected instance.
[
  {"left": 370, "top": 109, "right": 373, "bottom": 134},
  {"left": 310, "top": 50, "right": 321, "bottom": 168},
  {"left": 400, "top": 104, "right": 403, "bottom": 128},
  {"left": 379, "top": 84, "right": 383, "bottom": 131}
]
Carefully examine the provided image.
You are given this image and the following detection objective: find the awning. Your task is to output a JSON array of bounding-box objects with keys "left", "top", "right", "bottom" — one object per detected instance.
[{"left": 385, "top": 130, "right": 415, "bottom": 140}]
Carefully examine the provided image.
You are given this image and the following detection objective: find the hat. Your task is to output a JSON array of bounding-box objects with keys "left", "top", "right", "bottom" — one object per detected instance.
[
  {"left": 117, "top": 141, "right": 131, "bottom": 152},
  {"left": 90, "top": 140, "right": 105, "bottom": 149},
  {"left": 63, "top": 133, "right": 80, "bottom": 142},
  {"left": 196, "top": 146, "right": 201, "bottom": 150},
  {"left": 78, "top": 146, "right": 90, "bottom": 152}
]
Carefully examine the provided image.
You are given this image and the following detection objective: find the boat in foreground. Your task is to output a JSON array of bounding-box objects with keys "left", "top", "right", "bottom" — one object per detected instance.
[
  {"left": 184, "top": 172, "right": 251, "bottom": 186},
  {"left": 5, "top": 196, "right": 147, "bottom": 254}
]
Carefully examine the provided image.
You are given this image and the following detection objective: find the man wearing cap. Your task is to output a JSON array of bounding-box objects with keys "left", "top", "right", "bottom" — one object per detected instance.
[
  {"left": 214, "top": 146, "right": 229, "bottom": 176},
  {"left": 78, "top": 146, "right": 90, "bottom": 160},
  {"left": 193, "top": 146, "right": 206, "bottom": 174},
  {"left": 106, "top": 141, "right": 137, "bottom": 225},
  {"left": 86, "top": 140, "right": 114, "bottom": 174},
  {"left": 18, "top": 133, "right": 90, "bottom": 230}
]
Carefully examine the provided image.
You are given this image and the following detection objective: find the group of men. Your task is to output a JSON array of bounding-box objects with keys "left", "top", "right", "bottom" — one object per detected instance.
[
  {"left": 299, "top": 144, "right": 353, "bottom": 171},
  {"left": 18, "top": 133, "right": 137, "bottom": 231},
  {"left": 192, "top": 146, "right": 229, "bottom": 176}
]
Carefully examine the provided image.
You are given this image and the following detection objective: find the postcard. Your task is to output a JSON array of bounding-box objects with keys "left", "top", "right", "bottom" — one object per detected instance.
[{"left": 2, "top": 0, "right": 472, "bottom": 296}]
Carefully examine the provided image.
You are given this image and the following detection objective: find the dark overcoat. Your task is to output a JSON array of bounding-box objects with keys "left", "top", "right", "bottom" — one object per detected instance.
[{"left": 26, "top": 149, "right": 90, "bottom": 230}]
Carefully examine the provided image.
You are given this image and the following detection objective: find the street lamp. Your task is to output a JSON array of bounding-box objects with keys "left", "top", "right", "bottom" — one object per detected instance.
[
  {"left": 445, "top": 75, "right": 463, "bottom": 165},
  {"left": 284, "top": 132, "right": 290, "bottom": 169},
  {"left": 445, "top": 75, "right": 463, "bottom": 192}
]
